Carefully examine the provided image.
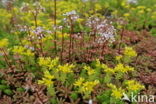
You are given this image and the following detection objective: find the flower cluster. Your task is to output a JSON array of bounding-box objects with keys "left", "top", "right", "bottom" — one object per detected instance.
[
  {"left": 80, "top": 80, "right": 99, "bottom": 93},
  {"left": 31, "top": 26, "right": 52, "bottom": 40},
  {"left": 102, "top": 64, "right": 115, "bottom": 74},
  {"left": 12, "top": 46, "right": 34, "bottom": 56},
  {"left": 103, "top": 63, "right": 134, "bottom": 74},
  {"left": 38, "top": 70, "right": 55, "bottom": 87},
  {"left": 0, "top": 38, "right": 9, "bottom": 48},
  {"left": 74, "top": 77, "right": 85, "bottom": 87},
  {"left": 84, "top": 66, "right": 95, "bottom": 75},
  {"left": 107, "top": 83, "right": 124, "bottom": 99},
  {"left": 124, "top": 47, "right": 137, "bottom": 58},
  {"left": 125, "top": 80, "right": 144, "bottom": 91},
  {"left": 63, "top": 10, "right": 79, "bottom": 22},
  {"left": 74, "top": 78, "right": 99, "bottom": 95},
  {"left": 86, "top": 18, "right": 116, "bottom": 43},
  {"left": 114, "top": 63, "right": 134, "bottom": 73},
  {"left": 57, "top": 63, "right": 75, "bottom": 73},
  {"left": 38, "top": 57, "right": 59, "bottom": 70}
]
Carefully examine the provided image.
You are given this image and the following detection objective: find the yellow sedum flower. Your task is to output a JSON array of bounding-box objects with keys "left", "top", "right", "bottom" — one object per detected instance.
[
  {"left": 74, "top": 77, "right": 85, "bottom": 87},
  {"left": 44, "top": 70, "right": 55, "bottom": 79},
  {"left": 95, "top": 3, "right": 102, "bottom": 11},
  {"left": 84, "top": 66, "right": 95, "bottom": 75},
  {"left": 41, "top": 35, "right": 53, "bottom": 42},
  {"left": 0, "top": 38, "right": 9, "bottom": 48},
  {"left": 124, "top": 47, "right": 137, "bottom": 57},
  {"left": 103, "top": 63, "right": 134, "bottom": 74},
  {"left": 137, "top": 6, "right": 146, "bottom": 9},
  {"left": 107, "top": 83, "right": 117, "bottom": 89},
  {"left": 57, "top": 32, "right": 69, "bottom": 38},
  {"left": 102, "top": 64, "right": 115, "bottom": 74},
  {"left": 107, "top": 83, "right": 124, "bottom": 99},
  {"left": 38, "top": 57, "right": 59, "bottom": 70},
  {"left": 123, "top": 13, "right": 130, "bottom": 17},
  {"left": 79, "top": 80, "right": 99, "bottom": 93},
  {"left": 111, "top": 88, "right": 124, "bottom": 99},
  {"left": 115, "top": 55, "right": 123, "bottom": 61},
  {"left": 12, "top": 46, "right": 34, "bottom": 56},
  {"left": 38, "top": 78, "right": 54, "bottom": 87},
  {"left": 38, "top": 70, "right": 55, "bottom": 87},
  {"left": 57, "top": 63, "right": 75, "bottom": 73},
  {"left": 114, "top": 63, "right": 134, "bottom": 73},
  {"left": 38, "top": 57, "right": 51, "bottom": 67},
  {"left": 125, "top": 80, "right": 144, "bottom": 91}
]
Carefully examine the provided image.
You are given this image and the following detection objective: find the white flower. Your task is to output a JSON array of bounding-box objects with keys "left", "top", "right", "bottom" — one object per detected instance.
[
  {"left": 127, "top": 0, "right": 138, "bottom": 4},
  {"left": 88, "top": 99, "right": 93, "bottom": 104},
  {"left": 63, "top": 10, "right": 77, "bottom": 16},
  {"left": 86, "top": 17, "right": 116, "bottom": 43},
  {"left": 63, "top": 10, "right": 79, "bottom": 22}
]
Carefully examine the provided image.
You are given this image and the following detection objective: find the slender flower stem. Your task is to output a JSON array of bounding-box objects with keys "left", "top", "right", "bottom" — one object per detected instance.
[
  {"left": 118, "top": 29, "right": 124, "bottom": 54},
  {"left": 69, "top": 16, "right": 73, "bottom": 61},
  {"left": 33, "top": 9, "right": 38, "bottom": 28},
  {"left": 54, "top": 0, "right": 57, "bottom": 54},
  {"left": 60, "top": 29, "right": 64, "bottom": 63}
]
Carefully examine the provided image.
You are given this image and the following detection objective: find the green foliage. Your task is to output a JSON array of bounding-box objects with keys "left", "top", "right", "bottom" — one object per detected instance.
[{"left": 0, "top": 0, "right": 154, "bottom": 103}]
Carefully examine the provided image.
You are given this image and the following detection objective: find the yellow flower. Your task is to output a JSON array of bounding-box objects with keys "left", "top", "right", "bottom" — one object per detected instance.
[
  {"left": 21, "top": 39, "right": 31, "bottom": 45},
  {"left": 137, "top": 6, "right": 146, "bottom": 9},
  {"left": 38, "top": 57, "right": 51, "bottom": 67},
  {"left": 125, "top": 80, "right": 144, "bottom": 91},
  {"left": 38, "top": 57, "right": 59, "bottom": 69},
  {"left": 38, "top": 70, "right": 55, "bottom": 87},
  {"left": 57, "top": 32, "right": 69, "bottom": 38},
  {"left": 138, "top": 10, "right": 144, "bottom": 14},
  {"left": 41, "top": 35, "right": 53, "bottom": 42},
  {"left": 107, "top": 83, "right": 124, "bottom": 99},
  {"left": 107, "top": 83, "right": 117, "bottom": 89},
  {"left": 48, "top": 57, "right": 59, "bottom": 69},
  {"left": 121, "top": 2, "right": 126, "bottom": 7},
  {"left": 88, "top": 69, "right": 95, "bottom": 75},
  {"left": 124, "top": 47, "right": 137, "bottom": 57},
  {"left": 105, "top": 68, "right": 115, "bottom": 74},
  {"left": 58, "top": 63, "right": 75, "bottom": 73},
  {"left": 146, "top": 8, "right": 151, "bottom": 12},
  {"left": 125, "top": 65, "right": 134, "bottom": 72},
  {"left": 115, "top": 55, "right": 123, "bottom": 61},
  {"left": 0, "top": 38, "right": 9, "bottom": 48},
  {"left": 102, "top": 64, "right": 114, "bottom": 74},
  {"left": 111, "top": 88, "right": 124, "bottom": 99},
  {"left": 114, "top": 63, "right": 124, "bottom": 72},
  {"left": 24, "top": 50, "right": 34, "bottom": 56},
  {"left": 77, "top": 18, "right": 84, "bottom": 23},
  {"left": 95, "top": 4, "right": 102, "bottom": 11},
  {"left": 12, "top": 46, "right": 25, "bottom": 54},
  {"left": 114, "top": 63, "right": 134, "bottom": 73},
  {"left": 84, "top": 66, "right": 95, "bottom": 75},
  {"left": 44, "top": 70, "right": 55, "bottom": 79},
  {"left": 12, "top": 46, "right": 34, "bottom": 56},
  {"left": 80, "top": 80, "right": 99, "bottom": 93},
  {"left": 38, "top": 78, "right": 54, "bottom": 87},
  {"left": 123, "top": 13, "right": 130, "bottom": 17},
  {"left": 74, "top": 77, "right": 85, "bottom": 87}
]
